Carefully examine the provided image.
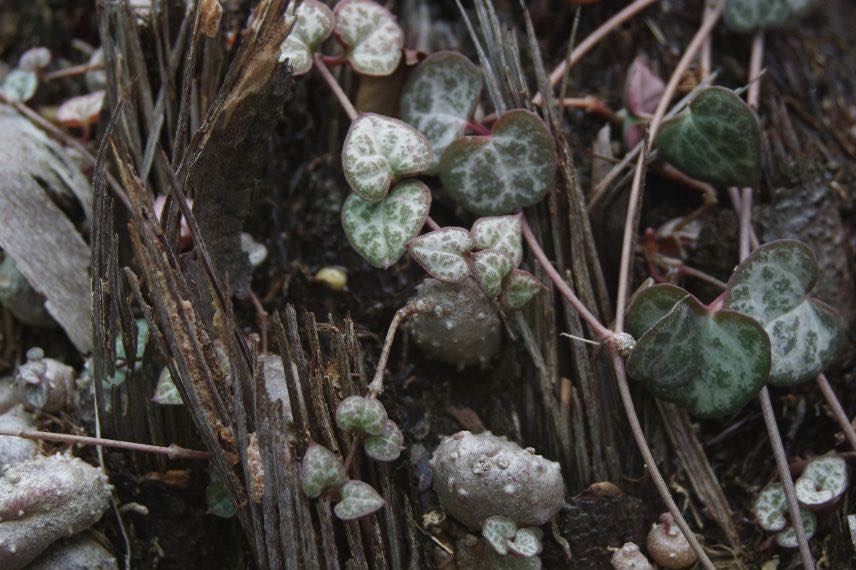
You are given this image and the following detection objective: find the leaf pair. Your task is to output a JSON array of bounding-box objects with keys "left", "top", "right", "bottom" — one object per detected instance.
[
  {"left": 753, "top": 483, "right": 817, "bottom": 548},
  {"left": 482, "top": 516, "right": 543, "bottom": 559},
  {"left": 406, "top": 216, "right": 544, "bottom": 310},
  {"left": 279, "top": 0, "right": 403, "bottom": 77},
  {"left": 300, "top": 443, "right": 386, "bottom": 520},
  {"left": 625, "top": 240, "right": 844, "bottom": 417},
  {"left": 334, "top": 395, "right": 404, "bottom": 461}
]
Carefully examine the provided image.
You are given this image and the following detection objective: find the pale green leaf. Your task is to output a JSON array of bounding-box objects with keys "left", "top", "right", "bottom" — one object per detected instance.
[
  {"left": 300, "top": 443, "right": 346, "bottom": 498},
  {"left": 655, "top": 86, "right": 761, "bottom": 188},
  {"left": 363, "top": 419, "right": 404, "bottom": 462},
  {"left": 500, "top": 270, "right": 545, "bottom": 311},
  {"left": 725, "top": 0, "right": 814, "bottom": 34},
  {"left": 333, "top": 0, "right": 403, "bottom": 76},
  {"left": 0, "top": 69, "right": 37, "bottom": 103},
  {"left": 278, "top": 0, "right": 334, "bottom": 75},
  {"left": 152, "top": 368, "right": 183, "bottom": 406},
  {"left": 724, "top": 240, "right": 844, "bottom": 386},
  {"left": 440, "top": 109, "right": 556, "bottom": 215},
  {"left": 334, "top": 480, "right": 385, "bottom": 520},
  {"left": 775, "top": 508, "right": 817, "bottom": 548},
  {"left": 406, "top": 227, "right": 473, "bottom": 282},
  {"left": 472, "top": 249, "right": 514, "bottom": 297},
  {"left": 471, "top": 214, "right": 523, "bottom": 266},
  {"left": 508, "top": 528, "right": 543, "bottom": 558},
  {"left": 753, "top": 483, "right": 788, "bottom": 532},
  {"left": 341, "top": 180, "right": 431, "bottom": 269},
  {"left": 342, "top": 113, "right": 432, "bottom": 202},
  {"left": 335, "top": 395, "right": 387, "bottom": 435},
  {"left": 795, "top": 455, "right": 848, "bottom": 508},
  {"left": 399, "top": 51, "right": 482, "bottom": 173},
  {"left": 482, "top": 516, "right": 517, "bottom": 556}
]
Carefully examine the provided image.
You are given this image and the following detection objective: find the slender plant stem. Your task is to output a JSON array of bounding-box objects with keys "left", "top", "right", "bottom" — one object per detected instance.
[
  {"left": 520, "top": 216, "right": 615, "bottom": 344},
  {"left": 534, "top": 0, "right": 661, "bottom": 105},
  {"left": 815, "top": 373, "right": 856, "bottom": 452},
  {"left": 367, "top": 300, "right": 426, "bottom": 398},
  {"left": 43, "top": 61, "right": 105, "bottom": 81},
  {"left": 0, "top": 428, "right": 211, "bottom": 460},
  {"left": 611, "top": 354, "right": 716, "bottom": 570},
  {"left": 613, "top": 1, "right": 724, "bottom": 332},
  {"left": 758, "top": 388, "right": 815, "bottom": 568},
  {"left": 425, "top": 216, "right": 442, "bottom": 232},
  {"left": 314, "top": 54, "right": 358, "bottom": 121}
]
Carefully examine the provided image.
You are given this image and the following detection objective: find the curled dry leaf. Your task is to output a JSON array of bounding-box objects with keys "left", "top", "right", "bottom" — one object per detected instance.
[
  {"left": 655, "top": 86, "right": 761, "bottom": 188},
  {"left": 56, "top": 90, "right": 105, "bottom": 127},
  {"left": 399, "top": 51, "right": 483, "bottom": 172},
  {"left": 278, "top": 0, "right": 334, "bottom": 75},
  {"left": 406, "top": 227, "right": 473, "bottom": 283},
  {"left": 472, "top": 249, "right": 515, "bottom": 297},
  {"left": 342, "top": 113, "right": 432, "bottom": 202},
  {"left": 335, "top": 395, "right": 387, "bottom": 436},
  {"left": 482, "top": 515, "right": 517, "bottom": 556},
  {"left": 300, "top": 443, "right": 346, "bottom": 498},
  {"left": 624, "top": 54, "right": 664, "bottom": 118},
  {"left": 333, "top": 479, "right": 385, "bottom": 520},
  {"left": 341, "top": 180, "right": 431, "bottom": 269},
  {"left": 795, "top": 455, "right": 848, "bottom": 509},
  {"left": 500, "top": 270, "right": 546, "bottom": 311},
  {"left": 440, "top": 109, "right": 556, "bottom": 215},
  {"left": 471, "top": 215, "right": 523, "bottom": 266},
  {"left": 364, "top": 419, "right": 404, "bottom": 462},
  {"left": 724, "top": 240, "right": 844, "bottom": 386},
  {"left": 334, "top": 0, "right": 404, "bottom": 76},
  {"left": 199, "top": 0, "right": 223, "bottom": 38}
]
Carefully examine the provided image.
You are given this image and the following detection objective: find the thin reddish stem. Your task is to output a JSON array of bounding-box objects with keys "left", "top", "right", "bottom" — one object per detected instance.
[
  {"left": 425, "top": 216, "right": 442, "bottom": 232},
  {"left": 466, "top": 121, "right": 491, "bottom": 136},
  {"left": 0, "top": 428, "right": 210, "bottom": 460},
  {"left": 314, "top": 54, "right": 358, "bottom": 121}
]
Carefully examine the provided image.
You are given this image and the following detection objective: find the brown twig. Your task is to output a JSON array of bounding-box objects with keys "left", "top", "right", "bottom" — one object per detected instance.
[
  {"left": 0, "top": 428, "right": 210, "bottom": 460},
  {"left": 43, "top": 61, "right": 106, "bottom": 82},
  {"left": 367, "top": 300, "right": 426, "bottom": 398},
  {"left": 314, "top": 54, "right": 358, "bottom": 122}
]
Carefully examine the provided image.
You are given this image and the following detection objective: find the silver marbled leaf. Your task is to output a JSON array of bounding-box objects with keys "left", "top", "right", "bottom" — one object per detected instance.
[
  {"left": 407, "top": 227, "right": 473, "bottom": 283},
  {"left": 471, "top": 214, "right": 523, "bottom": 266},
  {"left": 500, "top": 270, "right": 545, "bottom": 311},
  {"left": 472, "top": 249, "right": 514, "bottom": 297},
  {"left": 335, "top": 395, "right": 387, "bottom": 436},
  {"left": 333, "top": 0, "right": 403, "bottom": 76},
  {"left": 363, "top": 419, "right": 404, "bottom": 462},
  {"left": 278, "top": 0, "right": 334, "bottom": 75},
  {"left": 300, "top": 443, "right": 346, "bottom": 498},
  {"left": 333, "top": 479, "right": 385, "bottom": 520}
]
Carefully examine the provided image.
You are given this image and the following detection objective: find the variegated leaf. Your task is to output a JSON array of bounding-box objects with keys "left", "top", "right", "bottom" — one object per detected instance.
[
  {"left": 278, "top": 0, "right": 334, "bottom": 75},
  {"left": 624, "top": 283, "right": 688, "bottom": 339},
  {"left": 334, "top": 480, "right": 385, "bottom": 520},
  {"left": 364, "top": 419, "right": 404, "bottom": 462},
  {"left": 724, "top": 240, "right": 844, "bottom": 386},
  {"left": 406, "top": 227, "right": 473, "bottom": 282},
  {"left": 300, "top": 443, "right": 346, "bottom": 498},
  {"left": 482, "top": 516, "right": 517, "bottom": 556},
  {"left": 335, "top": 395, "right": 387, "bottom": 436},
  {"left": 0, "top": 69, "right": 37, "bottom": 103},
  {"left": 152, "top": 368, "right": 183, "bottom": 406},
  {"left": 795, "top": 455, "right": 848, "bottom": 508},
  {"left": 471, "top": 215, "right": 522, "bottom": 266},
  {"left": 440, "top": 109, "right": 556, "bottom": 215},
  {"left": 399, "top": 51, "right": 483, "bottom": 173},
  {"left": 725, "top": 0, "right": 814, "bottom": 34},
  {"left": 775, "top": 508, "right": 817, "bottom": 548},
  {"left": 500, "top": 270, "right": 545, "bottom": 311},
  {"left": 472, "top": 249, "right": 514, "bottom": 297},
  {"left": 341, "top": 180, "right": 431, "bottom": 269},
  {"left": 508, "top": 528, "right": 543, "bottom": 558},
  {"left": 753, "top": 483, "right": 788, "bottom": 532},
  {"left": 333, "top": 0, "right": 403, "bottom": 76},
  {"left": 655, "top": 87, "right": 761, "bottom": 188},
  {"left": 626, "top": 294, "right": 770, "bottom": 418},
  {"left": 342, "top": 113, "right": 432, "bottom": 202}
]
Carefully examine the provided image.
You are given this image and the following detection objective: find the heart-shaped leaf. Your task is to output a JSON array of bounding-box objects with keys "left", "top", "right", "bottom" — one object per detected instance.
[
  {"left": 472, "top": 249, "right": 515, "bottom": 297},
  {"left": 625, "top": 283, "right": 688, "bottom": 339},
  {"left": 364, "top": 419, "right": 404, "bottom": 462},
  {"left": 278, "top": 0, "right": 334, "bottom": 75},
  {"left": 471, "top": 215, "right": 523, "bottom": 266},
  {"left": 795, "top": 455, "right": 848, "bottom": 509},
  {"left": 406, "top": 227, "right": 473, "bottom": 282},
  {"left": 333, "top": 480, "right": 385, "bottom": 520},
  {"left": 626, "top": 294, "right": 770, "bottom": 417},
  {"left": 624, "top": 54, "right": 664, "bottom": 118},
  {"left": 500, "top": 270, "right": 546, "bottom": 311},
  {"left": 399, "top": 51, "right": 483, "bottom": 173},
  {"left": 335, "top": 395, "right": 387, "bottom": 436},
  {"left": 724, "top": 240, "right": 845, "bottom": 386},
  {"left": 753, "top": 483, "right": 788, "bottom": 532},
  {"left": 342, "top": 113, "right": 432, "bottom": 202},
  {"left": 655, "top": 86, "right": 761, "bottom": 188},
  {"left": 0, "top": 69, "right": 38, "bottom": 103},
  {"left": 508, "top": 528, "right": 543, "bottom": 558},
  {"left": 333, "top": 0, "right": 403, "bottom": 77},
  {"left": 775, "top": 508, "right": 817, "bottom": 548},
  {"left": 725, "top": 0, "right": 814, "bottom": 34},
  {"left": 440, "top": 109, "right": 556, "bottom": 215},
  {"left": 300, "top": 443, "right": 346, "bottom": 498},
  {"left": 152, "top": 368, "right": 183, "bottom": 406},
  {"left": 341, "top": 180, "right": 431, "bottom": 269},
  {"left": 482, "top": 516, "right": 517, "bottom": 556}
]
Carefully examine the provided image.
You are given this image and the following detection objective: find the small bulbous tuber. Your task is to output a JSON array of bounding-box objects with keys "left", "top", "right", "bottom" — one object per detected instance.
[
  {"left": 0, "top": 405, "right": 37, "bottom": 468},
  {"left": 28, "top": 533, "right": 117, "bottom": 570},
  {"left": 15, "top": 348, "right": 76, "bottom": 413},
  {"left": 409, "top": 278, "right": 501, "bottom": 368},
  {"left": 611, "top": 542, "right": 653, "bottom": 570},
  {"left": 0, "top": 257, "right": 53, "bottom": 328},
  {"left": 0, "top": 453, "right": 112, "bottom": 569},
  {"left": 429, "top": 430, "right": 564, "bottom": 530},
  {"left": 646, "top": 513, "right": 697, "bottom": 569}
]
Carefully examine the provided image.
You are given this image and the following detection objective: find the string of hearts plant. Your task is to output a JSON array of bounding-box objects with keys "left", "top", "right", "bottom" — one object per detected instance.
[{"left": 282, "top": 2, "right": 849, "bottom": 568}]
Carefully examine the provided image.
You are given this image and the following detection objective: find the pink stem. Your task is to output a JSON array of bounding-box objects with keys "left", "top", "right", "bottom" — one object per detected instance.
[{"left": 314, "top": 54, "right": 358, "bottom": 121}]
